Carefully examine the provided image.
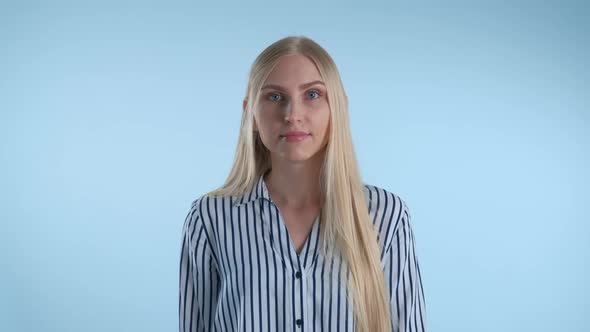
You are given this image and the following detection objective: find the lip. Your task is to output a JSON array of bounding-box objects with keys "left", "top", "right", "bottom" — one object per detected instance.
[
  {"left": 280, "top": 131, "right": 311, "bottom": 143},
  {"left": 280, "top": 131, "right": 310, "bottom": 138}
]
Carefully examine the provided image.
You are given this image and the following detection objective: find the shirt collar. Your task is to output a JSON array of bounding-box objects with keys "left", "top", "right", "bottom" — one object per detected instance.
[{"left": 232, "top": 173, "right": 271, "bottom": 208}]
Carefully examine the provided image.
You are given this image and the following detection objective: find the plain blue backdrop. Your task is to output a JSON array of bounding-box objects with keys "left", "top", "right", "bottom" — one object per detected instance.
[{"left": 1, "top": 1, "right": 588, "bottom": 331}]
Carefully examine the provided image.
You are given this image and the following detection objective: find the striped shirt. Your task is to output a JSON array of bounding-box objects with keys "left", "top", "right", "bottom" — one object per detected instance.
[{"left": 179, "top": 174, "right": 427, "bottom": 331}]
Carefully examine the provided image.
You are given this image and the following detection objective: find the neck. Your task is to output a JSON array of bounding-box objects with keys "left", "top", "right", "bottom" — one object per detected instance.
[{"left": 264, "top": 154, "right": 324, "bottom": 210}]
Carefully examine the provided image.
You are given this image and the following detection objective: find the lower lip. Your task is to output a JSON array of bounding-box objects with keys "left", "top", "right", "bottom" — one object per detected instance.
[{"left": 282, "top": 134, "right": 310, "bottom": 143}]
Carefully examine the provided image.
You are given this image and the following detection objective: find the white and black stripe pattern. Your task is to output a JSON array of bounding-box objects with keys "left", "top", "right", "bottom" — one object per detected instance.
[{"left": 179, "top": 174, "right": 427, "bottom": 331}]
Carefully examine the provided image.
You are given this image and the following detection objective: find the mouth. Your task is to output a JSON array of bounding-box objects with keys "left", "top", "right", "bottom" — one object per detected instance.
[
  {"left": 280, "top": 133, "right": 311, "bottom": 143},
  {"left": 280, "top": 131, "right": 311, "bottom": 138}
]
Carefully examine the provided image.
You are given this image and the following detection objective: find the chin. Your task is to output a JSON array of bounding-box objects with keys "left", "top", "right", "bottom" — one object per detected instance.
[
  {"left": 282, "top": 149, "right": 324, "bottom": 162},
  {"left": 283, "top": 154, "right": 313, "bottom": 162}
]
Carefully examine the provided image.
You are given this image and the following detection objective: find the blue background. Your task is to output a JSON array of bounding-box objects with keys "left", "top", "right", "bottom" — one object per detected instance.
[{"left": 1, "top": 1, "right": 588, "bottom": 331}]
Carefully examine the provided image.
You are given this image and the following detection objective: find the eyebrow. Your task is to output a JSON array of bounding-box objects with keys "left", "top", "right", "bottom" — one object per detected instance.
[{"left": 261, "top": 80, "right": 325, "bottom": 91}]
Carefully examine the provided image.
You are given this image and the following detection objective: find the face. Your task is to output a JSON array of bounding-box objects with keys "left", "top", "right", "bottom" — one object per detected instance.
[{"left": 247, "top": 54, "right": 330, "bottom": 163}]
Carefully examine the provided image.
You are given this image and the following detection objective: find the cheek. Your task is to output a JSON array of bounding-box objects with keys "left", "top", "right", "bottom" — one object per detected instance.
[
  {"left": 256, "top": 117, "right": 283, "bottom": 142},
  {"left": 315, "top": 107, "right": 331, "bottom": 132},
  {"left": 257, "top": 106, "right": 285, "bottom": 124},
  {"left": 255, "top": 109, "right": 277, "bottom": 130}
]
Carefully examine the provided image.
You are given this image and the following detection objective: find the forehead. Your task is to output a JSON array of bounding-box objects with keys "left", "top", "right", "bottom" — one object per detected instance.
[{"left": 264, "top": 54, "right": 323, "bottom": 85}]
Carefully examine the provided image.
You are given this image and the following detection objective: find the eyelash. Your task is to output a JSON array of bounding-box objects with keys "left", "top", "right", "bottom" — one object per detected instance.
[{"left": 267, "top": 90, "right": 322, "bottom": 102}]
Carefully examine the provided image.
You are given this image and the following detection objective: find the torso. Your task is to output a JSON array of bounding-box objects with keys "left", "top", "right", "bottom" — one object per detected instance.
[{"left": 277, "top": 204, "right": 321, "bottom": 255}]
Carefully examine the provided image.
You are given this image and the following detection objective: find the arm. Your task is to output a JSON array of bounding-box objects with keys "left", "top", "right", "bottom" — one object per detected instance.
[
  {"left": 388, "top": 203, "right": 428, "bottom": 332},
  {"left": 178, "top": 202, "right": 219, "bottom": 332}
]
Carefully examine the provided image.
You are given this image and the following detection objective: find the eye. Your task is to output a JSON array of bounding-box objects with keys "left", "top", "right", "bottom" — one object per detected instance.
[
  {"left": 307, "top": 90, "right": 322, "bottom": 100},
  {"left": 268, "top": 92, "right": 282, "bottom": 102}
]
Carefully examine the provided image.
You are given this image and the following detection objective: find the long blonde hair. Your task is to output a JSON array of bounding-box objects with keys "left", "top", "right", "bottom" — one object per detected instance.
[{"left": 204, "top": 35, "right": 391, "bottom": 332}]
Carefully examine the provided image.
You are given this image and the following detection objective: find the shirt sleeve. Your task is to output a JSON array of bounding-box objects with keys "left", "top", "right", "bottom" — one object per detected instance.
[
  {"left": 387, "top": 202, "right": 428, "bottom": 332},
  {"left": 178, "top": 201, "right": 219, "bottom": 332}
]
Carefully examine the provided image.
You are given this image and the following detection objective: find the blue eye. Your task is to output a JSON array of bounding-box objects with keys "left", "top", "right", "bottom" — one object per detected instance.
[
  {"left": 307, "top": 90, "right": 321, "bottom": 99},
  {"left": 268, "top": 93, "right": 282, "bottom": 102}
]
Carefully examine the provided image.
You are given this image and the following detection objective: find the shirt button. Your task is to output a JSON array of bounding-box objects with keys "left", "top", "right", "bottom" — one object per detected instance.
[
  {"left": 295, "top": 271, "right": 302, "bottom": 279},
  {"left": 296, "top": 318, "right": 303, "bottom": 327}
]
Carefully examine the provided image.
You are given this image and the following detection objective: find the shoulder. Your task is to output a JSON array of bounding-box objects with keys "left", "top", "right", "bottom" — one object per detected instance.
[
  {"left": 188, "top": 192, "right": 237, "bottom": 219},
  {"left": 182, "top": 198, "right": 202, "bottom": 234},
  {"left": 184, "top": 193, "right": 237, "bottom": 243},
  {"left": 182, "top": 195, "right": 222, "bottom": 244},
  {"left": 362, "top": 183, "right": 412, "bottom": 257},
  {"left": 181, "top": 196, "right": 221, "bottom": 269},
  {"left": 362, "top": 183, "right": 410, "bottom": 222}
]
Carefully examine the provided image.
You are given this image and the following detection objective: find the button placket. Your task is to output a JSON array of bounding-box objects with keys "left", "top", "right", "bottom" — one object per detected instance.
[{"left": 294, "top": 259, "right": 304, "bottom": 329}]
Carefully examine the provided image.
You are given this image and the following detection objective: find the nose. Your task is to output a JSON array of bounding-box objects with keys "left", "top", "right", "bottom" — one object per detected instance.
[{"left": 283, "top": 99, "right": 304, "bottom": 122}]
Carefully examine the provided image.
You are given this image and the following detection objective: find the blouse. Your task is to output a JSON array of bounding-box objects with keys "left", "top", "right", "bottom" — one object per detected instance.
[{"left": 179, "top": 173, "right": 427, "bottom": 331}]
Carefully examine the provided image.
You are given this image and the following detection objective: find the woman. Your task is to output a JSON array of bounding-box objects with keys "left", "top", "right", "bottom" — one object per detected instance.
[{"left": 179, "top": 36, "right": 427, "bottom": 332}]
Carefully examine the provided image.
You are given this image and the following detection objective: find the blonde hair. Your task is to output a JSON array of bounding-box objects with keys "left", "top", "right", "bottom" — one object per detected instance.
[{"left": 204, "top": 35, "right": 391, "bottom": 332}]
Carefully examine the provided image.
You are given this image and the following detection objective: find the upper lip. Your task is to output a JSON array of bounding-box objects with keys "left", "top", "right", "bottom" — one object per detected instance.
[{"left": 281, "top": 131, "right": 310, "bottom": 137}]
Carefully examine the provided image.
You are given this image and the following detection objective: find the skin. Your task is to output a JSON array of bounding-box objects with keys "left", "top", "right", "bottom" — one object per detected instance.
[{"left": 242, "top": 54, "right": 331, "bottom": 252}]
